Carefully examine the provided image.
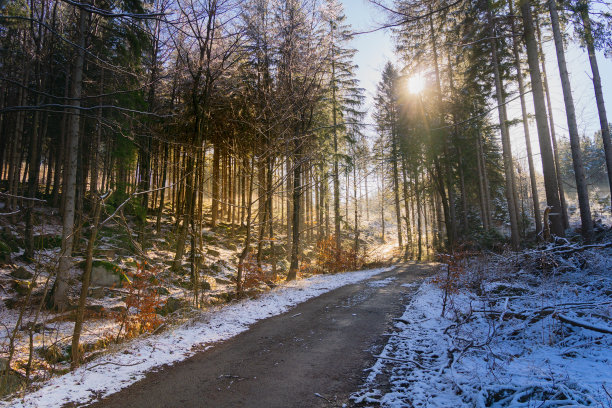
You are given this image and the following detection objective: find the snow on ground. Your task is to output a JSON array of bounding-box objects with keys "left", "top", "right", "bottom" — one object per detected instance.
[
  {"left": 2, "top": 267, "right": 390, "bottom": 408},
  {"left": 367, "top": 277, "right": 396, "bottom": 288},
  {"left": 353, "top": 246, "right": 612, "bottom": 407}
]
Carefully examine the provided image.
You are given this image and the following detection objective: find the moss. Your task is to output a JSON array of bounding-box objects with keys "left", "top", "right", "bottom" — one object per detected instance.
[
  {"left": 0, "top": 240, "right": 11, "bottom": 264},
  {"left": 79, "top": 260, "right": 131, "bottom": 284},
  {"left": 0, "top": 230, "right": 21, "bottom": 252}
]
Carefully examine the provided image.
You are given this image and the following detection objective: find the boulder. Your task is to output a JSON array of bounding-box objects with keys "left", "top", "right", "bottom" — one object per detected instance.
[
  {"left": 85, "top": 304, "right": 105, "bottom": 314},
  {"left": 0, "top": 358, "right": 24, "bottom": 397},
  {"left": 88, "top": 287, "right": 106, "bottom": 299},
  {"left": 207, "top": 248, "right": 221, "bottom": 257},
  {"left": 40, "top": 345, "right": 65, "bottom": 364},
  {"left": 214, "top": 277, "right": 233, "bottom": 285},
  {"left": 111, "top": 305, "right": 127, "bottom": 314},
  {"left": 155, "top": 286, "right": 170, "bottom": 296},
  {"left": 224, "top": 243, "right": 238, "bottom": 251},
  {"left": 89, "top": 261, "right": 126, "bottom": 287},
  {"left": 12, "top": 279, "right": 35, "bottom": 295},
  {"left": 10, "top": 267, "right": 33, "bottom": 280},
  {"left": 0, "top": 240, "right": 11, "bottom": 265},
  {"left": 157, "top": 296, "right": 188, "bottom": 316}
]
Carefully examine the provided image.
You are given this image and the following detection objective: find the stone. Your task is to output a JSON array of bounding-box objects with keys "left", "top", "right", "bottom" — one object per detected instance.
[
  {"left": 214, "top": 277, "right": 233, "bottom": 285},
  {"left": 155, "top": 286, "right": 170, "bottom": 296},
  {"left": 88, "top": 287, "right": 106, "bottom": 299},
  {"left": 0, "top": 371, "right": 24, "bottom": 397},
  {"left": 110, "top": 305, "right": 127, "bottom": 314},
  {"left": 157, "top": 297, "right": 188, "bottom": 316},
  {"left": 0, "top": 240, "right": 11, "bottom": 265},
  {"left": 85, "top": 304, "right": 105, "bottom": 314},
  {"left": 89, "top": 261, "right": 125, "bottom": 287},
  {"left": 207, "top": 248, "right": 221, "bottom": 257},
  {"left": 10, "top": 267, "right": 33, "bottom": 280},
  {"left": 40, "top": 345, "right": 65, "bottom": 364},
  {"left": 12, "top": 279, "right": 35, "bottom": 295}
]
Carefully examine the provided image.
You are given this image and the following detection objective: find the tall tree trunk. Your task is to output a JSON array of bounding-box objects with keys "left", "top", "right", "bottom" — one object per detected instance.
[
  {"left": 508, "top": 0, "right": 542, "bottom": 235},
  {"left": 519, "top": 0, "right": 564, "bottom": 238},
  {"left": 287, "top": 136, "right": 302, "bottom": 281},
  {"left": 211, "top": 141, "right": 220, "bottom": 227},
  {"left": 547, "top": 0, "right": 593, "bottom": 242},
  {"left": 332, "top": 47, "right": 341, "bottom": 250},
  {"left": 391, "top": 125, "right": 403, "bottom": 248},
  {"left": 488, "top": 4, "right": 520, "bottom": 250},
  {"left": 579, "top": 0, "right": 612, "bottom": 208},
  {"left": 24, "top": 96, "right": 43, "bottom": 260},
  {"left": 71, "top": 196, "right": 102, "bottom": 367},
  {"left": 53, "top": 6, "right": 87, "bottom": 310},
  {"left": 429, "top": 12, "right": 456, "bottom": 247},
  {"left": 535, "top": 15, "right": 569, "bottom": 229}
]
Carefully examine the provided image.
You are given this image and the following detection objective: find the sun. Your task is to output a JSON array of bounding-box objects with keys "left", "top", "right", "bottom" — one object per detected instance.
[{"left": 407, "top": 73, "right": 426, "bottom": 94}]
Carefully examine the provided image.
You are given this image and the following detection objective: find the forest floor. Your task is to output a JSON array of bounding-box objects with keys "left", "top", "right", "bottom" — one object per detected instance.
[
  {"left": 352, "top": 241, "right": 612, "bottom": 407},
  {"left": 0, "top": 203, "right": 396, "bottom": 403},
  {"left": 2, "top": 264, "right": 426, "bottom": 407}
]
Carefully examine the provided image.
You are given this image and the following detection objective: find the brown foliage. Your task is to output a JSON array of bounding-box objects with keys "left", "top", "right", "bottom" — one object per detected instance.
[
  {"left": 310, "top": 236, "right": 366, "bottom": 274},
  {"left": 115, "top": 262, "right": 163, "bottom": 339}
]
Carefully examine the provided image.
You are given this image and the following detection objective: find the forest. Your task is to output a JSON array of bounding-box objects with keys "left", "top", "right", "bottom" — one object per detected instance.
[{"left": 0, "top": 0, "right": 611, "bottom": 405}]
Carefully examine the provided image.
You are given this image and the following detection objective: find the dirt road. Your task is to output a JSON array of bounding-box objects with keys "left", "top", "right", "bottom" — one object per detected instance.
[{"left": 88, "top": 263, "right": 437, "bottom": 408}]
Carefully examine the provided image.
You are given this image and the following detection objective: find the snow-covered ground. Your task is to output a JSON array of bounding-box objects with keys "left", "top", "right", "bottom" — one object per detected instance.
[
  {"left": 2, "top": 267, "right": 390, "bottom": 408},
  {"left": 353, "top": 246, "right": 612, "bottom": 407}
]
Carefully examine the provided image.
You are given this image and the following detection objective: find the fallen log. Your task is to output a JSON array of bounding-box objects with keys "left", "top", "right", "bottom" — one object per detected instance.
[{"left": 553, "top": 313, "right": 612, "bottom": 335}]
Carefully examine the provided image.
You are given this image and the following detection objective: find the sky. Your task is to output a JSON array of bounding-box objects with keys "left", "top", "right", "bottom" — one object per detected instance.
[{"left": 340, "top": 0, "right": 612, "bottom": 172}]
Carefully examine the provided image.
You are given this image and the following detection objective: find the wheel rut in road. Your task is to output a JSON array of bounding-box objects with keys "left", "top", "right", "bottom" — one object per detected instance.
[{"left": 88, "top": 262, "right": 437, "bottom": 408}]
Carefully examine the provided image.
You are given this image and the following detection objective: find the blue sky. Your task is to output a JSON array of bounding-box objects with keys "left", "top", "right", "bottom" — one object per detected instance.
[{"left": 340, "top": 0, "right": 612, "bottom": 168}]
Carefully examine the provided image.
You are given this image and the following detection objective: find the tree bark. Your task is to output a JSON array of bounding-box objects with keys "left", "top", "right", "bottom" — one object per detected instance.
[
  {"left": 508, "top": 0, "right": 542, "bottom": 235},
  {"left": 54, "top": 5, "right": 87, "bottom": 310},
  {"left": 579, "top": 0, "right": 612, "bottom": 208},
  {"left": 519, "top": 0, "right": 564, "bottom": 237},
  {"left": 488, "top": 4, "right": 520, "bottom": 249},
  {"left": 547, "top": 0, "right": 593, "bottom": 242},
  {"left": 535, "top": 15, "right": 569, "bottom": 229}
]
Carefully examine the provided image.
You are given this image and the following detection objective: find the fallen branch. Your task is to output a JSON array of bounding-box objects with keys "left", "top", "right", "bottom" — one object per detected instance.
[
  {"left": 87, "top": 360, "right": 143, "bottom": 371},
  {"left": 373, "top": 354, "right": 426, "bottom": 369},
  {"left": 554, "top": 313, "right": 612, "bottom": 335},
  {"left": 550, "top": 241, "right": 612, "bottom": 256}
]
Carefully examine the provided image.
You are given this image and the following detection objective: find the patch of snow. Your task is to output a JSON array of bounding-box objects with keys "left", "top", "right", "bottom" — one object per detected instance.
[
  {"left": 3, "top": 267, "right": 390, "bottom": 408},
  {"left": 367, "top": 277, "right": 396, "bottom": 288},
  {"left": 353, "top": 247, "right": 612, "bottom": 407}
]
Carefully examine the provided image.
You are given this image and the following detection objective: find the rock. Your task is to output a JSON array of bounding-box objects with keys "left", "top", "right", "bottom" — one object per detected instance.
[
  {"left": 10, "top": 267, "right": 33, "bottom": 280},
  {"left": 40, "top": 345, "right": 65, "bottom": 364},
  {"left": 88, "top": 287, "right": 106, "bottom": 299},
  {"left": 224, "top": 243, "right": 238, "bottom": 251},
  {"left": 214, "top": 277, "right": 233, "bottom": 285},
  {"left": 207, "top": 248, "right": 221, "bottom": 257},
  {"left": 90, "top": 260, "right": 126, "bottom": 287},
  {"left": 12, "top": 279, "right": 35, "bottom": 295},
  {"left": 0, "top": 371, "right": 24, "bottom": 397},
  {"left": 110, "top": 305, "right": 127, "bottom": 314},
  {"left": 202, "top": 234, "right": 217, "bottom": 244},
  {"left": 0, "top": 240, "right": 11, "bottom": 265},
  {"left": 96, "top": 247, "right": 116, "bottom": 258},
  {"left": 157, "top": 297, "right": 188, "bottom": 316},
  {"left": 155, "top": 286, "right": 170, "bottom": 296},
  {"left": 85, "top": 304, "right": 105, "bottom": 314}
]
